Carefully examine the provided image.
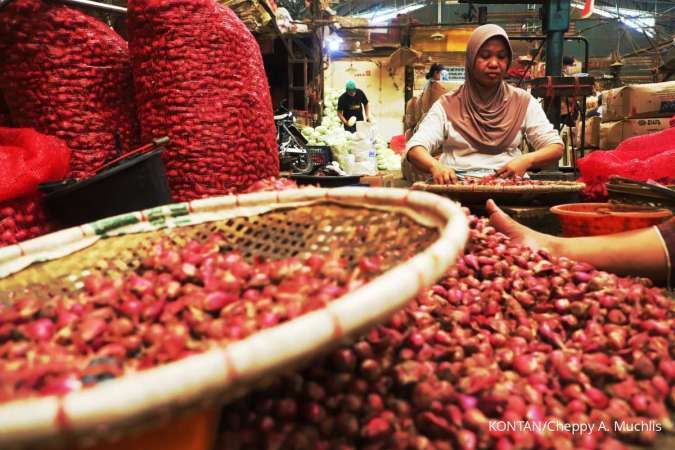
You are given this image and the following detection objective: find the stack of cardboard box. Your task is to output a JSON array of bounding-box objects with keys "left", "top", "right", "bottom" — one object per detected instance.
[
  {"left": 598, "top": 81, "right": 675, "bottom": 149},
  {"left": 576, "top": 115, "right": 601, "bottom": 149}
]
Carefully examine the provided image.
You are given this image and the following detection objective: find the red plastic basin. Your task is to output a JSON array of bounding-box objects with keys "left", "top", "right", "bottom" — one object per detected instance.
[{"left": 550, "top": 202, "right": 672, "bottom": 237}]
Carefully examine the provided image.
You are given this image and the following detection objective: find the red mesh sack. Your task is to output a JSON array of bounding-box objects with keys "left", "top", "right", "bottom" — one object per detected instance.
[
  {"left": 0, "top": 0, "right": 139, "bottom": 179},
  {"left": 0, "top": 127, "right": 70, "bottom": 247},
  {"left": 578, "top": 127, "right": 675, "bottom": 200},
  {"left": 128, "top": 0, "right": 279, "bottom": 202}
]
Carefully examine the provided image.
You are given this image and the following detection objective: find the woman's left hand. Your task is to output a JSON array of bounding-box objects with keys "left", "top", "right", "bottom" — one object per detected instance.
[{"left": 495, "top": 155, "right": 532, "bottom": 178}]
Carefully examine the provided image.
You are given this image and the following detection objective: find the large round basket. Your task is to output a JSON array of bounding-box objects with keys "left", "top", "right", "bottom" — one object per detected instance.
[
  {"left": 412, "top": 180, "right": 586, "bottom": 206},
  {"left": 0, "top": 187, "right": 468, "bottom": 450}
]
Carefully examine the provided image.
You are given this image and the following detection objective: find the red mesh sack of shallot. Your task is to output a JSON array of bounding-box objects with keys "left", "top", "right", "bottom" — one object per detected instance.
[
  {"left": 128, "top": 0, "right": 279, "bottom": 201},
  {"left": 0, "top": 127, "right": 70, "bottom": 247},
  {"left": 578, "top": 127, "right": 675, "bottom": 200},
  {"left": 0, "top": 0, "right": 139, "bottom": 179}
]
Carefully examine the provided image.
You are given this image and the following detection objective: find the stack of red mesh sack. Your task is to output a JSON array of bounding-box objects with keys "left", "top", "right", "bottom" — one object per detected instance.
[
  {"left": 128, "top": 0, "right": 279, "bottom": 202},
  {"left": 578, "top": 125, "right": 675, "bottom": 200},
  {"left": 0, "top": 0, "right": 139, "bottom": 179},
  {"left": 0, "top": 128, "right": 70, "bottom": 247}
]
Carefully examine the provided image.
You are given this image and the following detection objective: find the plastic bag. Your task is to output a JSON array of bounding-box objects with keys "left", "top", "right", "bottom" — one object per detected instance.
[
  {"left": 0, "top": 127, "right": 70, "bottom": 202},
  {"left": 0, "top": 127, "right": 69, "bottom": 246}
]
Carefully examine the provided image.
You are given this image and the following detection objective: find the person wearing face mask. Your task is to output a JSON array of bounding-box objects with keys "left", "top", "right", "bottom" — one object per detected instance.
[{"left": 405, "top": 24, "right": 563, "bottom": 184}]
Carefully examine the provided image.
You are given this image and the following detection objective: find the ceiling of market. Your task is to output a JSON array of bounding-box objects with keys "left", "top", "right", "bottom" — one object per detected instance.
[
  {"left": 331, "top": 0, "right": 675, "bottom": 16},
  {"left": 325, "top": 0, "right": 673, "bottom": 55},
  {"left": 329, "top": 0, "right": 673, "bottom": 33}
]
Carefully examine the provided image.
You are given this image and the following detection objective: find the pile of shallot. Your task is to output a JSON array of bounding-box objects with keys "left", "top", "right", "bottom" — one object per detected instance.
[
  {"left": 0, "top": 234, "right": 378, "bottom": 403},
  {"left": 454, "top": 176, "right": 547, "bottom": 186},
  {"left": 216, "top": 213, "right": 674, "bottom": 450}
]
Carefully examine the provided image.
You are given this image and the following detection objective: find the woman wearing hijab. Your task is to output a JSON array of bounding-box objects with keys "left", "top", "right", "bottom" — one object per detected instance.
[{"left": 405, "top": 24, "right": 563, "bottom": 184}]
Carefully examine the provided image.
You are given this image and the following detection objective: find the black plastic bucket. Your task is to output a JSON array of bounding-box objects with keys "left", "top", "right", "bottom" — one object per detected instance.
[{"left": 41, "top": 147, "right": 172, "bottom": 228}]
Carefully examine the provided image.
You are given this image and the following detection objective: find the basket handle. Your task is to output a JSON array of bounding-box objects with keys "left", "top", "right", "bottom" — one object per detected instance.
[{"left": 89, "top": 136, "right": 169, "bottom": 177}]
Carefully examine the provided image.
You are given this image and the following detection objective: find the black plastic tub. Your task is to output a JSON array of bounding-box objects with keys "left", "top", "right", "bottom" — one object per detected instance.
[
  {"left": 41, "top": 148, "right": 172, "bottom": 228},
  {"left": 290, "top": 174, "right": 363, "bottom": 188}
]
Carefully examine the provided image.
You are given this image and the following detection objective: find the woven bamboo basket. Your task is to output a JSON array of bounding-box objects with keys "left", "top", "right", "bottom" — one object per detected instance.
[
  {"left": 412, "top": 180, "right": 586, "bottom": 205},
  {"left": 0, "top": 187, "right": 469, "bottom": 450}
]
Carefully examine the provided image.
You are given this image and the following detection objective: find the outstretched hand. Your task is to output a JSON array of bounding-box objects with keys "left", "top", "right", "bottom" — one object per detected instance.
[
  {"left": 430, "top": 164, "right": 457, "bottom": 185},
  {"left": 486, "top": 199, "right": 553, "bottom": 252},
  {"left": 495, "top": 155, "right": 532, "bottom": 178}
]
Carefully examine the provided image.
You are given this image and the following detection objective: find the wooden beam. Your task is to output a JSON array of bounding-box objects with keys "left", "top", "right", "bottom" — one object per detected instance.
[{"left": 620, "top": 38, "right": 673, "bottom": 58}]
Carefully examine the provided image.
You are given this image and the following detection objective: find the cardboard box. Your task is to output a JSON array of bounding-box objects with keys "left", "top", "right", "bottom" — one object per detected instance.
[
  {"left": 576, "top": 116, "right": 601, "bottom": 148},
  {"left": 599, "top": 117, "right": 671, "bottom": 149},
  {"left": 602, "top": 81, "right": 675, "bottom": 122}
]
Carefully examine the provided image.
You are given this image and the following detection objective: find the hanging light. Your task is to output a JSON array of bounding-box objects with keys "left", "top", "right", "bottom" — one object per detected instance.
[{"left": 324, "top": 33, "right": 343, "bottom": 52}]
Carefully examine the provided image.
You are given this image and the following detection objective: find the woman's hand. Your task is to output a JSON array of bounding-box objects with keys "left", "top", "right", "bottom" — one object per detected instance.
[
  {"left": 495, "top": 155, "right": 532, "bottom": 178},
  {"left": 407, "top": 146, "right": 455, "bottom": 183},
  {"left": 430, "top": 163, "right": 457, "bottom": 184}
]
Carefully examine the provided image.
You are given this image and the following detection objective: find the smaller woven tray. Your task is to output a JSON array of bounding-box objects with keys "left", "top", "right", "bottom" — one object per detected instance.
[{"left": 412, "top": 181, "right": 586, "bottom": 206}]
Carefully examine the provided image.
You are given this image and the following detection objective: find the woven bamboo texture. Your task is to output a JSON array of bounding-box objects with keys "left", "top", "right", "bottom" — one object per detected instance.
[
  {"left": 412, "top": 181, "right": 586, "bottom": 205},
  {"left": 0, "top": 187, "right": 469, "bottom": 449}
]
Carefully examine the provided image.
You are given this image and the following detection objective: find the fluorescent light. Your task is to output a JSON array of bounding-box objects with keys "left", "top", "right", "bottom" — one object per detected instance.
[{"left": 354, "top": 3, "right": 426, "bottom": 26}]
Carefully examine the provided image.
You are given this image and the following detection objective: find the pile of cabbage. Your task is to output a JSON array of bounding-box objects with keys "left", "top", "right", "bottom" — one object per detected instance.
[
  {"left": 374, "top": 140, "right": 401, "bottom": 172},
  {"left": 301, "top": 89, "right": 401, "bottom": 173}
]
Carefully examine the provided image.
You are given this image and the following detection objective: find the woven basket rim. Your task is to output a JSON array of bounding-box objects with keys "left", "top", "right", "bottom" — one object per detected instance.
[
  {"left": 550, "top": 202, "right": 673, "bottom": 218},
  {"left": 0, "top": 187, "right": 469, "bottom": 449},
  {"left": 412, "top": 181, "right": 586, "bottom": 194}
]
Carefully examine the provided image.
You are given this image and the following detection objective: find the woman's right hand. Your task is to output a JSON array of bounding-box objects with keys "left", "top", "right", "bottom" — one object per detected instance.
[{"left": 430, "top": 163, "right": 457, "bottom": 184}]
